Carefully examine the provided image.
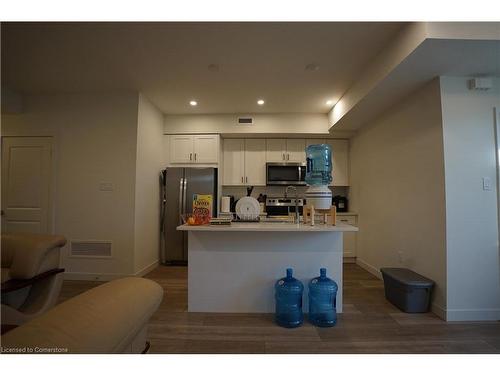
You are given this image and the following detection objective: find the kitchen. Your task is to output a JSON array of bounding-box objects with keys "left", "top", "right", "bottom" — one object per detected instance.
[{"left": 160, "top": 131, "right": 358, "bottom": 313}]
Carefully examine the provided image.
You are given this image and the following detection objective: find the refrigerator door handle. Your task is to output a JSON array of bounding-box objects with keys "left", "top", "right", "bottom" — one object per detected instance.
[
  {"left": 183, "top": 177, "right": 188, "bottom": 217},
  {"left": 178, "top": 177, "right": 184, "bottom": 224}
]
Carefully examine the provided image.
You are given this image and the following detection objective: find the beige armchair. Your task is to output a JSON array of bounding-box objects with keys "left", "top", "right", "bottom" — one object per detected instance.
[{"left": 1, "top": 232, "right": 66, "bottom": 326}]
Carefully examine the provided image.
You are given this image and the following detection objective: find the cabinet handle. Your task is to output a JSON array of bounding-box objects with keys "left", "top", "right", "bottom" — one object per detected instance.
[
  {"left": 287, "top": 153, "right": 290, "bottom": 161},
  {"left": 282, "top": 153, "right": 285, "bottom": 160},
  {"left": 245, "top": 176, "right": 248, "bottom": 183},
  {"left": 194, "top": 153, "right": 197, "bottom": 161},
  {"left": 241, "top": 176, "right": 244, "bottom": 183},
  {"left": 190, "top": 153, "right": 192, "bottom": 161}
]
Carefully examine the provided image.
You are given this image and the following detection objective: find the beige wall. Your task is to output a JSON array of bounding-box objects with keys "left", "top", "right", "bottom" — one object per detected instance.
[
  {"left": 133, "top": 94, "right": 164, "bottom": 274},
  {"left": 164, "top": 113, "right": 337, "bottom": 136},
  {"left": 1, "top": 92, "right": 140, "bottom": 279},
  {"left": 440, "top": 76, "right": 500, "bottom": 321},
  {"left": 349, "top": 79, "right": 447, "bottom": 314}
]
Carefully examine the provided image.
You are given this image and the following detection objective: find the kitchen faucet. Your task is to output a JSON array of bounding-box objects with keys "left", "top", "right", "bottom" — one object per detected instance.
[{"left": 285, "top": 186, "right": 300, "bottom": 224}]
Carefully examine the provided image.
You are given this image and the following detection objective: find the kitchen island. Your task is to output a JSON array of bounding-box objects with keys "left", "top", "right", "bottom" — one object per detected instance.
[{"left": 177, "top": 222, "right": 358, "bottom": 313}]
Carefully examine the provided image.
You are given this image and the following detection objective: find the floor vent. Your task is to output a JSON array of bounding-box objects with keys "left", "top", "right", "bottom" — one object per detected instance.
[{"left": 71, "top": 241, "right": 112, "bottom": 257}]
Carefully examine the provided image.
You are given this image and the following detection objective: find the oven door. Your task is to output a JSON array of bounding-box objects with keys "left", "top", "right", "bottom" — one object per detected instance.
[{"left": 266, "top": 163, "right": 306, "bottom": 185}]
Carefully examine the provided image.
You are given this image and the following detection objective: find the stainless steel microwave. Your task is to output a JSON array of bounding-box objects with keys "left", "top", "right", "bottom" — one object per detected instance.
[{"left": 266, "top": 163, "right": 306, "bottom": 185}]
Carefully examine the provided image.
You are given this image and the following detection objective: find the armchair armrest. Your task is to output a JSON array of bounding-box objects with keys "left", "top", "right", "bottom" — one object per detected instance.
[{"left": 1, "top": 268, "right": 65, "bottom": 294}]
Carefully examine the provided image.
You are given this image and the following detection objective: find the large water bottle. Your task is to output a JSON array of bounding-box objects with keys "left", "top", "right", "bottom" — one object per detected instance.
[
  {"left": 309, "top": 268, "right": 338, "bottom": 327},
  {"left": 305, "top": 144, "right": 333, "bottom": 186},
  {"left": 275, "top": 268, "right": 304, "bottom": 328}
]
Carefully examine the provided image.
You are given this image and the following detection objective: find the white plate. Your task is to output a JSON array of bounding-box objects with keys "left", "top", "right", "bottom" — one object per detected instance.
[{"left": 235, "top": 197, "right": 260, "bottom": 220}]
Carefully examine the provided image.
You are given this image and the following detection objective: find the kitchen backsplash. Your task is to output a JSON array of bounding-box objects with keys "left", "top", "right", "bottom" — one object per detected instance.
[{"left": 222, "top": 186, "right": 349, "bottom": 200}]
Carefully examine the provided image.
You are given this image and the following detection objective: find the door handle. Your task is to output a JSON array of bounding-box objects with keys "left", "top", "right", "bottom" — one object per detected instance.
[
  {"left": 1, "top": 210, "right": 4, "bottom": 216},
  {"left": 183, "top": 178, "right": 188, "bottom": 216}
]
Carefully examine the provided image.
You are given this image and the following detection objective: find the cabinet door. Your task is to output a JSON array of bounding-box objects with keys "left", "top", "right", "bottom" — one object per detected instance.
[
  {"left": 266, "top": 139, "right": 286, "bottom": 162},
  {"left": 170, "top": 135, "right": 194, "bottom": 163},
  {"left": 338, "top": 215, "right": 357, "bottom": 257},
  {"left": 328, "top": 139, "right": 349, "bottom": 186},
  {"left": 286, "top": 139, "right": 306, "bottom": 163},
  {"left": 223, "top": 139, "right": 245, "bottom": 185},
  {"left": 193, "top": 135, "right": 219, "bottom": 163},
  {"left": 244, "top": 139, "right": 266, "bottom": 186}
]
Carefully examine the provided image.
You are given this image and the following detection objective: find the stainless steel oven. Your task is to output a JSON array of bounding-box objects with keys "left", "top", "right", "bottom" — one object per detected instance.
[{"left": 266, "top": 163, "right": 306, "bottom": 185}]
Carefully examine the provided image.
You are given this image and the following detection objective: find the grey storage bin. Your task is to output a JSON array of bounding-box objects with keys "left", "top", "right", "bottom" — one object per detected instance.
[{"left": 380, "top": 268, "right": 434, "bottom": 313}]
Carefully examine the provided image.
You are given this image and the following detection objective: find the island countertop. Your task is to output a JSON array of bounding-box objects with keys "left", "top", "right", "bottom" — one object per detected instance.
[{"left": 177, "top": 222, "right": 358, "bottom": 232}]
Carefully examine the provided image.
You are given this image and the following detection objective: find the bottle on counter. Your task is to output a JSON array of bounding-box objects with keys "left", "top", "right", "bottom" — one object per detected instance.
[
  {"left": 275, "top": 268, "right": 304, "bottom": 328},
  {"left": 308, "top": 268, "right": 338, "bottom": 327}
]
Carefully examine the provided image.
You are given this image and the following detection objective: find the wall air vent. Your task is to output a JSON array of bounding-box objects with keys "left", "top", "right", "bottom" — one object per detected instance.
[
  {"left": 237, "top": 117, "right": 254, "bottom": 125},
  {"left": 71, "top": 241, "right": 112, "bottom": 257}
]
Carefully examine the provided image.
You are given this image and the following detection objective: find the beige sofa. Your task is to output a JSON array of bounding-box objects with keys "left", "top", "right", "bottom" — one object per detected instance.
[
  {"left": 1, "top": 277, "right": 163, "bottom": 353},
  {"left": 2, "top": 233, "right": 67, "bottom": 325}
]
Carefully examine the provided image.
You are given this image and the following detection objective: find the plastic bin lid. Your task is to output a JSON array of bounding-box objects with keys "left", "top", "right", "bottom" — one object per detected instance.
[{"left": 380, "top": 268, "right": 434, "bottom": 288}]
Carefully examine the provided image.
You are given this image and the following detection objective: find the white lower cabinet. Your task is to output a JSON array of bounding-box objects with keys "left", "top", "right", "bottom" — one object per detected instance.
[{"left": 338, "top": 215, "right": 357, "bottom": 258}]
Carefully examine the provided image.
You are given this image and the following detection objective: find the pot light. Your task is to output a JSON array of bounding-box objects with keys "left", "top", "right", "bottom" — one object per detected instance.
[
  {"left": 189, "top": 100, "right": 198, "bottom": 106},
  {"left": 257, "top": 99, "right": 265, "bottom": 105},
  {"left": 326, "top": 100, "right": 333, "bottom": 105}
]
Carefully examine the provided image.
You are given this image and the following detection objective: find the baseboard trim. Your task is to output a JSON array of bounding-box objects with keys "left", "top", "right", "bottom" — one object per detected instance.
[
  {"left": 134, "top": 260, "right": 159, "bottom": 277},
  {"left": 355, "top": 258, "right": 382, "bottom": 280},
  {"left": 445, "top": 308, "right": 500, "bottom": 322},
  {"left": 431, "top": 302, "right": 447, "bottom": 320},
  {"left": 64, "top": 260, "right": 159, "bottom": 281},
  {"left": 63, "top": 272, "right": 130, "bottom": 282}
]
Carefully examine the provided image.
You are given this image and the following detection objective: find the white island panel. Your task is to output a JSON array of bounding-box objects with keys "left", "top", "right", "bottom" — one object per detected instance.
[{"left": 187, "top": 230, "right": 344, "bottom": 313}]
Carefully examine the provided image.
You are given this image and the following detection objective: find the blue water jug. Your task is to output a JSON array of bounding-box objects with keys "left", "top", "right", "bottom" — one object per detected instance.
[
  {"left": 305, "top": 144, "right": 333, "bottom": 186},
  {"left": 275, "top": 268, "right": 304, "bottom": 328},
  {"left": 309, "top": 268, "right": 338, "bottom": 327}
]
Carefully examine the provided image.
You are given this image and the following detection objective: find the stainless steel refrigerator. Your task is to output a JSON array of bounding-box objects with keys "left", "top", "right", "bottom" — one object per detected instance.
[{"left": 160, "top": 167, "right": 218, "bottom": 265}]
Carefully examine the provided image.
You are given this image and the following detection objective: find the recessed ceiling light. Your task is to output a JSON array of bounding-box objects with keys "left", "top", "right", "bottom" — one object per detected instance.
[
  {"left": 189, "top": 100, "right": 198, "bottom": 106},
  {"left": 305, "top": 63, "right": 320, "bottom": 72},
  {"left": 326, "top": 100, "right": 333, "bottom": 105},
  {"left": 257, "top": 99, "right": 265, "bottom": 105}
]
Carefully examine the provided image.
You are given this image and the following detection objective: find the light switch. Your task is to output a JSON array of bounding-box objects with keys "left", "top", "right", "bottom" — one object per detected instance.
[
  {"left": 99, "top": 182, "right": 114, "bottom": 191},
  {"left": 482, "top": 177, "right": 492, "bottom": 191}
]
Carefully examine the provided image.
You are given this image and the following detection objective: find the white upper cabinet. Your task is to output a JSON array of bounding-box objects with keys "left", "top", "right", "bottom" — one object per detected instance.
[
  {"left": 170, "top": 135, "right": 194, "bottom": 163},
  {"left": 222, "top": 138, "right": 266, "bottom": 186},
  {"left": 169, "top": 134, "right": 219, "bottom": 164},
  {"left": 286, "top": 139, "right": 306, "bottom": 163},
  {"left": 266, "top": 139, "right": 306, "bottom": 163},
  {"left": 193, "top": 135, "right": 219, "bottom": 163},
  {"left": 223, "top": 139, "right": 245, "bottom": 185},
  {"left": 328, "top": 139, "right": 349, "bottom": 186},
  {"left": 244, "top": 139, "right": 266, "bottom": 186},
  {"left": 266, "top": 139, "right": 287, "bottom": 162}
]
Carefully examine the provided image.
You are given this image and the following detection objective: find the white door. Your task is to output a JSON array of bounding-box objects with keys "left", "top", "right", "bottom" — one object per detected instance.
[
  {"left": 1, "top": 137, "right": 53, "bottom": 233},
  {"left": 222, "top": 139, "right": 245, "bottom": 185},
  {"left": 170, "top": 135, "right": 194, "bottom": 163},
  {"left": 286, "top": 139, "right": 306, "bottom": 163},
  {"left": 266, "top": 139, "right": 286, "bottom": 162},
  {"left": 193, "top": 135, "right": 219, "bottom": 163},
  {"left": 328, "top": 139, "right": 349, "bottom": 186},
  {"left": 244, "top": 139, "right": 266, "bottom": 186}
]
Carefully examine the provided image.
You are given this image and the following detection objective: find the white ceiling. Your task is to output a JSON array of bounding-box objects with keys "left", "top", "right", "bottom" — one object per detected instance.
[{"left": 1, "top": 22, "right": 405, "bottom": 114}]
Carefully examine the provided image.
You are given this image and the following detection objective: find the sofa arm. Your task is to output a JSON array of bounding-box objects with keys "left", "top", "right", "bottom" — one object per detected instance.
[
  {"left": 2, "top": 233, "right": 66, "bottom": 279},
  {"left": 1, "top": 277, "right": 163, "bottom": 354}
]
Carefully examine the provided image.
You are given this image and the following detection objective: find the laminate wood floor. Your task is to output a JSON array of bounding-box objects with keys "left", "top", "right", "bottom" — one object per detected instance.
[{"left": 59, "top": 264, "right": 500, "bottom": 354}]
